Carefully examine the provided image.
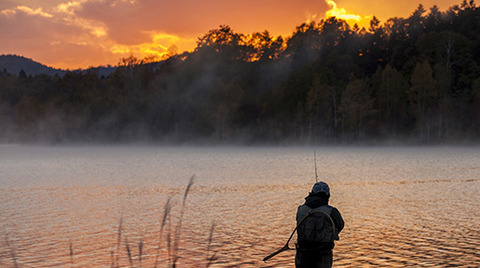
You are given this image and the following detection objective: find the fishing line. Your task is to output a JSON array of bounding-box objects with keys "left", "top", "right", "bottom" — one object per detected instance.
[
  {"left": 314, "top": 149, "right": 318, "bottom": 183},
  {"left": 263, "top": 149, "right": 323, "bottom": 262}
]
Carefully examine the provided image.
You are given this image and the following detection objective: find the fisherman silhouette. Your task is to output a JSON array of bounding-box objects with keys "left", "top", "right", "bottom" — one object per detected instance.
[{"left": 295, "top": 181, "right": 344, "bottom": 268}]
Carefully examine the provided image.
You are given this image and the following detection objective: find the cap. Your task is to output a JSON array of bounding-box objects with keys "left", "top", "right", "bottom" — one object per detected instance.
[{"left": 312, "top": 181, "right": 330, "bottom": 195}]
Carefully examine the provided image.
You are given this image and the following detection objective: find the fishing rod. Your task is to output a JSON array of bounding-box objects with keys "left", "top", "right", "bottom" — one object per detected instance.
[
  {"left": 263, "top": 150, "right": 321, "bottom": 262},
  {"left": 314, "top": 149, "right": 318, "bottom": 183},
  {"left": 262, "top": 210, "right": 309, "bottom": 262}
]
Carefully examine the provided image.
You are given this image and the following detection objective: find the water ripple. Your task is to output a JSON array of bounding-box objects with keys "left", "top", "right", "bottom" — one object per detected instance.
[{"left": 1, "top": 146, "right": 479, "bottom": 267}]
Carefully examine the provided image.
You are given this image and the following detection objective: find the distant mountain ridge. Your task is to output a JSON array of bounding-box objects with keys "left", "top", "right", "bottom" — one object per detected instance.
[{"left": 0, "top": 54, "right": 116, "bottom": 77}]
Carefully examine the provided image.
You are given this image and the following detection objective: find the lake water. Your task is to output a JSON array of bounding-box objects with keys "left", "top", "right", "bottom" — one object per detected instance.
[{"left": 0, "top": 145, "right": 479, "bottom": 267}]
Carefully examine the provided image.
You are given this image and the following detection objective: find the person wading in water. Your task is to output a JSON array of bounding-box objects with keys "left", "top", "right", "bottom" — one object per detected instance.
[{"left": 295, "top": 181, "right": 344, "bottom": 268}]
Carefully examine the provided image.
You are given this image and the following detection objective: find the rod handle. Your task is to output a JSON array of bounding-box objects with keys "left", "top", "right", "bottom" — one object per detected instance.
[{"left": 263, "top": 245, "right": 289, "bottom": 262}]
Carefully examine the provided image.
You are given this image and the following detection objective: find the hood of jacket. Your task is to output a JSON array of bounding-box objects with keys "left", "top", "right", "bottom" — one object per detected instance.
[{"left": 304, "top": 193, "right": 329, "bottom": 208}]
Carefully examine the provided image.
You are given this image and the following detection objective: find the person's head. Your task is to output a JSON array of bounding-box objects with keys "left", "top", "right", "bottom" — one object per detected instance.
[{"left": 310, "top": 181, "right": 330, "bottom": 199}]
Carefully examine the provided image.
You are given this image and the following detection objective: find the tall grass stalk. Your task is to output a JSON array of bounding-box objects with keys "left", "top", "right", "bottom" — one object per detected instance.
[
  {"left": 171, "top": 175, "right": 195, "bottom": 267},
  {"left": 111, "top": 217, "right": 123, "bottom": 268},
  {"left": 69, "top": 240, "right": 74, "bottom": 265},
  {"left": 125, "top": 238, "right": 133, "bottom": 267},
  {"left": 138, "top": 238, "right": 144, "bottom": 265},
  {"left": 154, "top": 196, "right": 172, "bottom": 268},
  {"left": 205, "top": 223, "right": 217, "bottom": 268},
  {"left": 5, "top": 235, "right": 18, "bottom": 268},
  {"left": 110, "top": 249, "right": 115, "bottom": 268}
]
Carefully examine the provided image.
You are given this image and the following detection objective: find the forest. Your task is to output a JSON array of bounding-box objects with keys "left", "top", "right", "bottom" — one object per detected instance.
[{"left": 1, "top": 1, "right": 479, "bottom": 144}]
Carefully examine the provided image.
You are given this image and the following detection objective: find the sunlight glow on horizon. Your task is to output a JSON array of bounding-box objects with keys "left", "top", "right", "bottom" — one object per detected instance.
[
  {"left": 325, "top": 0, "right": 371, "bottom": 28},
  {"left": 326, "top": 0, "right": 362, "bottom": 21},
  {"left": 111, "top": 32, "right": 193, "bottom": 61},
  {"left": 107, "top": 0, "right": 372, "bottom": 65},
  {"left": 0, "top": 0, "right": 462, "bottom": 69}
]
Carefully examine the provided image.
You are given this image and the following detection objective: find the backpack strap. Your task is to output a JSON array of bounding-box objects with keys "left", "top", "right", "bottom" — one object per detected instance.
[
  {"left": 310, "top": 206, "right": 339, "bottom": 241},
  {"left": 297, "top": 205, "right": 339, "bottom": 241}
]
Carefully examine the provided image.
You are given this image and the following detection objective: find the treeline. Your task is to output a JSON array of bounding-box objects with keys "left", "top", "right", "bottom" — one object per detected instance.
[{"left": 1, "top": 1, "right": 480, "bottom": 144}]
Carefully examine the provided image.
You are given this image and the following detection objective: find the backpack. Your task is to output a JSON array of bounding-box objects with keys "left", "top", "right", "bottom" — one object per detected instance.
[{"left": 296, "top": 205, "right": 339, "bottom": 247}]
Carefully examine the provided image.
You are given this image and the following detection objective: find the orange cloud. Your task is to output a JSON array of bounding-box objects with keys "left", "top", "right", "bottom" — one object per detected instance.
[
  {"left": 110, "top": 31, "right": 196, "bottom": 60},
  {"left": 0, "top": 0, "right": 461, "bottom": 69},
  {"left": 1, "top": 5, "right": 53, "bottom": 19},
  {"left": 324, "top": 0, "right": 372, "bottom": 28},
  {"left": 0, "top": 2, "right": 114, "bottom": 68},
  {"left": 326, "top": 0, "right": 363, "bottom": 21},
  {"left": 0, "top": 0, "right": 195, "bottom": 68},
  {"left": 16, "top": 5, "right": 54, "bottom": 17},
  {"left": 304, "top": 0, "right": 371, "bottom": 28}
]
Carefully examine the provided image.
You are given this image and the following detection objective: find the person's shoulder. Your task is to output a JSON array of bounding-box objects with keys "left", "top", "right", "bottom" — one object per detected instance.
[
  {"left": 328, "top": 205, "right": 339, "bottom": 211},
  {"left": 320, "top": 204, "right": 335, "bottom": 211},
  {"left": 297, "top": 203, "right": 311, "bottom": 213},
  {"left": 298, "top": 203, "right": 310, "bottom": 209},
  {"left": 330, "top": 206, "right": 343, "bottom": 216}
]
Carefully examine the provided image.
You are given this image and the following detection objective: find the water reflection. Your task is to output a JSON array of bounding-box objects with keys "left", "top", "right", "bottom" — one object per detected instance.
[{"left": 0, "top": 146, "right": 479, "bottom": 267}]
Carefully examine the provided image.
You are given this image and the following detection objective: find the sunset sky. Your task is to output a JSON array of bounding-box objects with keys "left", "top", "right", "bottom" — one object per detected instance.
[{"left": 0, "top": 0, "right": 462, "bottom": 69}]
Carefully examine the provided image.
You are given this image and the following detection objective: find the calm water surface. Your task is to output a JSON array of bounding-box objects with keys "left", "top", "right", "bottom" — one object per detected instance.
[{"left": 0, "top": 145, "right": 479, "bottom": 267}]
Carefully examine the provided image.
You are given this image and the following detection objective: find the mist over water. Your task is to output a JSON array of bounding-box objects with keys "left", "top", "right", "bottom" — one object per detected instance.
[{"left": 0, "top": 145, "right": 479, "bottom": 267}]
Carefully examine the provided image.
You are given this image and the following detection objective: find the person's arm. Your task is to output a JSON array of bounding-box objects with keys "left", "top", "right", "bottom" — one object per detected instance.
[{"left": 331, "top": 207, "right": 344, "bottom": 234}]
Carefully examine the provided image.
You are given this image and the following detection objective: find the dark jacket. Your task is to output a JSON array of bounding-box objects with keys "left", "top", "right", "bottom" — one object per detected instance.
[{"left": 296, "top": 193, "right": 344, "bottom": 251}]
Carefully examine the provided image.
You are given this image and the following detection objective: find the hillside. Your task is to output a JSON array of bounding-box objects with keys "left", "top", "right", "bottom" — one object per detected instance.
[
  {"left": 0, "top": 54, "right": 116, "bottom": 77},
  {"left": 0, "top": 55, "right": 67, "bottom": 77}
]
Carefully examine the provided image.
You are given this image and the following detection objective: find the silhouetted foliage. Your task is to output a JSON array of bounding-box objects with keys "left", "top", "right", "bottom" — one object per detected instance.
[{"left": 1, "top": 1, "right": 479, "bottom": 144}]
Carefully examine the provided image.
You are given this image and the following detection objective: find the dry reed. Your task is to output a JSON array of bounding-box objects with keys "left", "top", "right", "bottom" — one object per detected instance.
[
  {"left": 138, "top": 238, "right": 144, "bottom": 264},
  {"left": 5, "top": 235, "right": 19, "bottom": 268},
  {"left": 69, "top": 241, "right": 74, "bottom": 265},
  {"left": 125, "top": 238, "right": 133, "bottom": 267},
  {"left": 110, "top": 217, "right": 123, "bottom": 268},
  {"left": 205, "top": 223, "right": 217, "bottom": 268},
  {"left": 154, "top": 196, "right": 172, "bottom": 268},
  {"left": 172, "top": 175, "right": 195, "bottom": 267}
]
